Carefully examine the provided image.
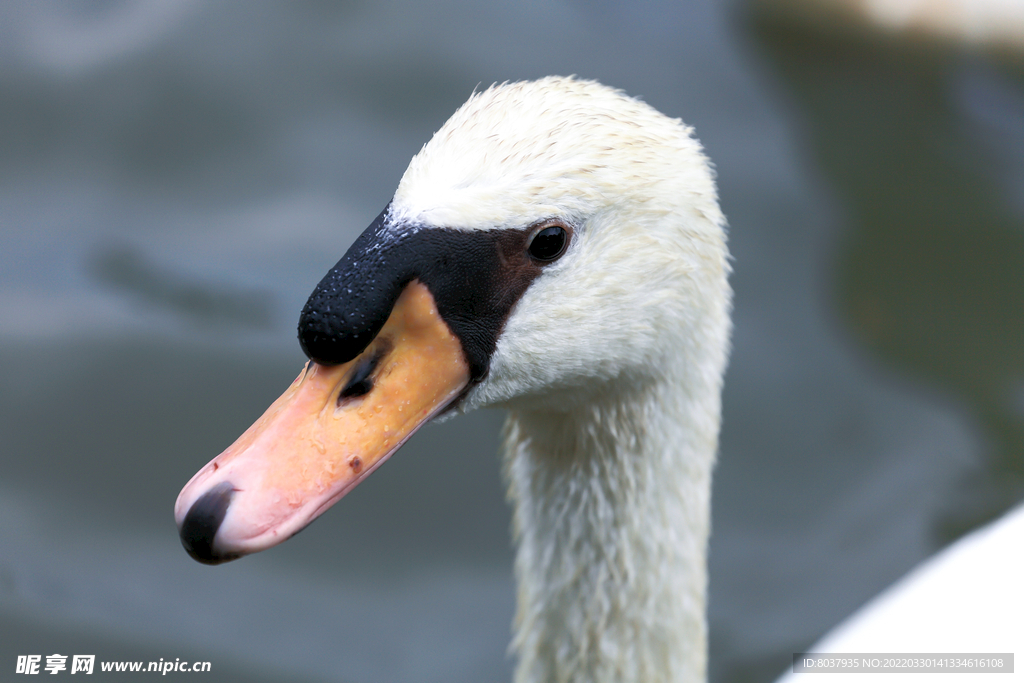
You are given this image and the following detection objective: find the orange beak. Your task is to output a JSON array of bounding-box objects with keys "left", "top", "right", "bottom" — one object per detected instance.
[{"left": 174, "top": 281, "right": 470, "bottom": 563}]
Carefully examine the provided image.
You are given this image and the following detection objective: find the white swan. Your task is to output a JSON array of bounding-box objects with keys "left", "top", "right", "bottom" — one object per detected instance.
[
  {"left": 172, "top": 74, "right": 1024, "bottom": 683},
  {"left": 175, "top": 76, "right": 730, "bottom": 682},
  {"left": 777, "top": 502, "right": 1024, "bottom": 682}
]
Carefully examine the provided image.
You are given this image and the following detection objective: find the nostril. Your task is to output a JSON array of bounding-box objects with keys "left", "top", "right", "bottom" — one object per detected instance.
[
  {"left": 179, "top": 481, "right": 238, "bottom": 565},
  {"left": 337, "top": 341, "right": 391, "bottom": 405}
]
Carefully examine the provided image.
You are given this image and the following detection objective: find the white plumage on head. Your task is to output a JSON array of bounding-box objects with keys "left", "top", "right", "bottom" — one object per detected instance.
[{"left": 393, "top": 76, "right": 724, "bottom": 235}]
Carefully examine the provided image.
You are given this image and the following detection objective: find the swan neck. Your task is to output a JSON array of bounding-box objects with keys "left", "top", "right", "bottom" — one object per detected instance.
[{"left": 505, "top": 374, "right": 718, "bottom": 683}]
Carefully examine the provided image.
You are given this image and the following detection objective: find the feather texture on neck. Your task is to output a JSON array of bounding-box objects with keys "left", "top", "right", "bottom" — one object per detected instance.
[{"left": 504, "top": 356, "right": 723, "bottom": 683}]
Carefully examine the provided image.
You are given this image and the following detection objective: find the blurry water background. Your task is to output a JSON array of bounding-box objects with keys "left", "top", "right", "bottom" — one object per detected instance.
[{"left": 1, "top": 1, "right": 1022, "bottom": 681}]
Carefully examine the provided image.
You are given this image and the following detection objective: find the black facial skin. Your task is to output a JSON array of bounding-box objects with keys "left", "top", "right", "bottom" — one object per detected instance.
[{"left": 298, "top": 204, "right": 568, "bottom": 383}]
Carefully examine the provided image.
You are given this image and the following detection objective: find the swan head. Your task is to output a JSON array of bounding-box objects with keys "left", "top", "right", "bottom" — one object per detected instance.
[{"left": 174, "top": 76, "right": 730, "bottom": 563}]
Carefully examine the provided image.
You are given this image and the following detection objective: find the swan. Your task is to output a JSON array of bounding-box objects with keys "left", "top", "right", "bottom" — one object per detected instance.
[{"left": 175, "top": 76, "right": 731, "bottom": 683}]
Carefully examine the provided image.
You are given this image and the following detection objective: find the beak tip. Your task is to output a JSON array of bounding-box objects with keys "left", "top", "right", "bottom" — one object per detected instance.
[{"left": 178, "top": 481, "right": 241, "bottom": 565}]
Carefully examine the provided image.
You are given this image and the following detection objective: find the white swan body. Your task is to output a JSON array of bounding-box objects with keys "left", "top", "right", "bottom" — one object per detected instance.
[
  {"left": 176, "top": 77, "right": 731, "bottom": 683},
  {"left": 777, "top": 502, "right": 1024, "bottom": 682}
]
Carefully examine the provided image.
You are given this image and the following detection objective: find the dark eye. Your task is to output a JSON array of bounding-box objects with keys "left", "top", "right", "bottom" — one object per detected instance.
[{"left": 528, "top": 226, "right": 568, "bottom": 261}]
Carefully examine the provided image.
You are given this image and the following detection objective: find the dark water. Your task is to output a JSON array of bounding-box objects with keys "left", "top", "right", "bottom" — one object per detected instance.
[{"left": 1, "top": 2, "right": 1022, "bottom": 682}]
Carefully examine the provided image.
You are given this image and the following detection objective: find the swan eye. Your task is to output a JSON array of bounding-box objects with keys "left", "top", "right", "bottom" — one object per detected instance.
[{"left": 528, "top": 226, "right": 568, "bottom": 262}]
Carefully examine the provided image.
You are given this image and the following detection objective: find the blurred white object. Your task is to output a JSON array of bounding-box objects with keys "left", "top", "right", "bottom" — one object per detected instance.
[
  {"left": 762, "top": 0, "right": 1024, "bottom": 51},
  {"left": 777, "top": 502, "right": 1024, "bottom": 682}
]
